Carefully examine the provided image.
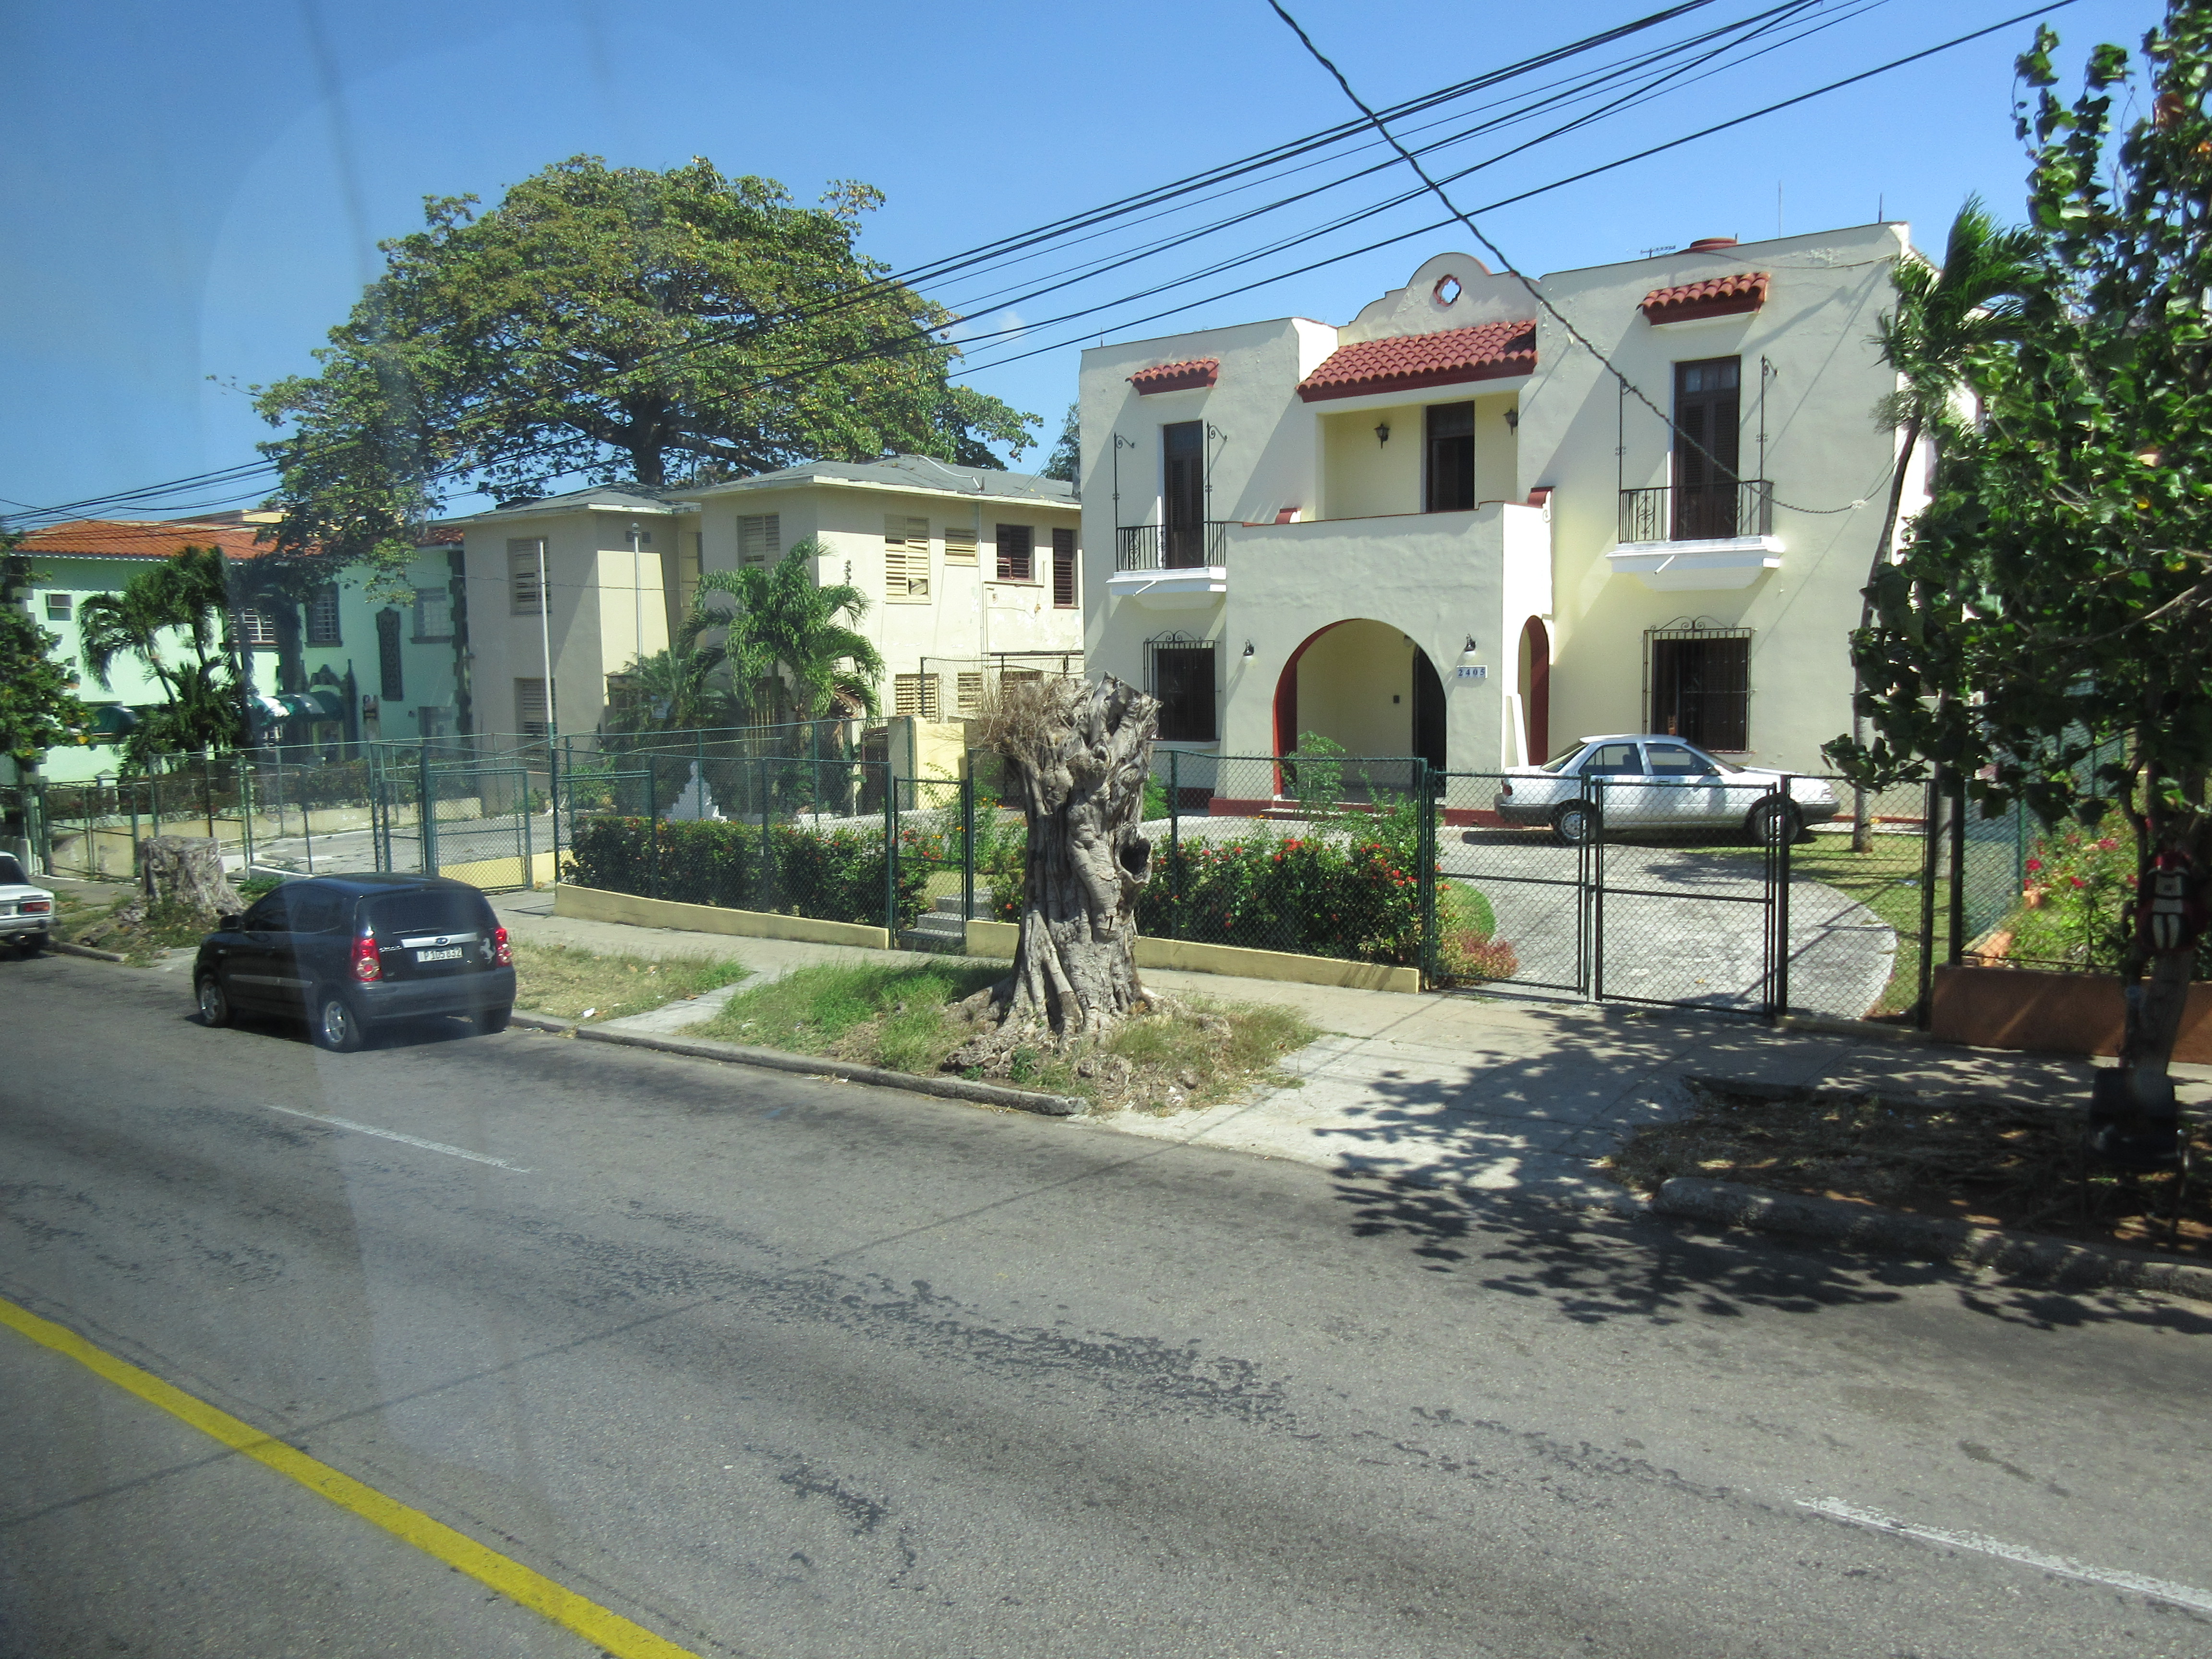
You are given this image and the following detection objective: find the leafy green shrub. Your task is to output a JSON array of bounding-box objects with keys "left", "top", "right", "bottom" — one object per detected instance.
[
  {"left": 2008, "top": 819, "right": 2211, "bottom": 978},
  {"left": 562, "top": 816, "right": 926, "bottom": 928},
  {"left": 1139, "top": 831, "right": 1426, "bottom": 963}
]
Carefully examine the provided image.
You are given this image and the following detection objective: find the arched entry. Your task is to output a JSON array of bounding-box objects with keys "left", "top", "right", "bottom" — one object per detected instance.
[
  {"left": 1273, "top": 618, "right": 1447, "bottom": 773},
  {"left": 1518, "top": 616, "right": 1551, "bottom": 763}
]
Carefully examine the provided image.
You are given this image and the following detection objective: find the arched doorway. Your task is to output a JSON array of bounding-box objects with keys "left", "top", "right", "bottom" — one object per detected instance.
[
  {"left": 1518, "top": 616, "right": 1551, "bottom": 763},
  {"left": 1272, "top": 618, "right": 1446, "bottom": 778}
]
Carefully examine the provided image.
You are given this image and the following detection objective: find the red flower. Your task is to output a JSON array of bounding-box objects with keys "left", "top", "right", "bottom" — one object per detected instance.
[
  {"left": 2097, "top": 837, "right": 2118, "bottom": 852},
  {"left": 2025, "top": 857, "right": 2043, "bottom": 873},
  {"left": 2068, "top": 874, "right": 2086, "bottom": 889}
]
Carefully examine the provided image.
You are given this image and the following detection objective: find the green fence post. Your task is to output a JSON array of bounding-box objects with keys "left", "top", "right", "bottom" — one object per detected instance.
[
  {"left": 1168, "top": 750, "right": 1183, "bottom": 940},
  {"left": 883, "top": 759, "right": 897, "bottom": 934},
  {"left": 961, "top": 768, "right": 975, "bottom": 931},
  {"left": 1772, "top": 776, "right": 1793, "bottom": 1018},
  {"left": 759, "top": 756, "right": 775, "bottom": 911},
  {"left": 148, "top": 770, "right": 160, "bottom": 849},
  {"left": 648, "top": 778, "right": 662, "bottom": 902},
  {"left": 1915, "top": 770, "right": 1942, "bottom": 1024},
  {"left": 1947, "top": 773, "right": 1967, "bottom": 967},
  {"left": 240, "top": 762, "right": 255, "bottom": 874},
  {"left": 301, "top": 767, "right": 315, "bottom": 875},
  {"left": 1414, "top": 757, "right": 1437, "bottom": 986}
]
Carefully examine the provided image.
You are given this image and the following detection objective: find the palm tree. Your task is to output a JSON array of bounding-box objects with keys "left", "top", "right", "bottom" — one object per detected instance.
[
  {"left": 1849, "top": 198, "right": 2038, "bottom": 848},
  {"left": 691, "top": 539, "right": 885, "bottom": 725},
  {"left": 78, "top": 545, "right": 245, "bottom": 766}
]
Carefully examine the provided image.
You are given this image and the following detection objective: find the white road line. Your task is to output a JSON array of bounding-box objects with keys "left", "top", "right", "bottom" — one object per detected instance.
[
  {"left": 1799, "top": 1497, "right": 2212, "bottom": 1615},
  {"left": 263, "top": 1105, "right": 531, "bottom": 1172}
]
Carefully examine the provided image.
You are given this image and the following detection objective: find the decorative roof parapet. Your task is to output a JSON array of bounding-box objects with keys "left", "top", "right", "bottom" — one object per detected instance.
[
  {"left": 1640, "top": 272, "right": 1769, "bottom": 325},
  {"left": 1295, "top": 319, "right": 1536, "bottom": 402},
  {"left": 1129, "top": 358, "right": 1220, "bottom": 394}
]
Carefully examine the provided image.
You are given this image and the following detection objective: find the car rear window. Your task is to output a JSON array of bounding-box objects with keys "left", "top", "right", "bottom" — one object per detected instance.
[
  {"left": 0, "top": 853, "right": 25, "bottom": 884},
  {"left": 363, "top": 890, "right": 493, "bottom": 938}
]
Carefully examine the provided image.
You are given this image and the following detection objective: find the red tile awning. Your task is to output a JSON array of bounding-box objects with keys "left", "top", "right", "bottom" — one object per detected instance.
[
  {"left": 1295, "top": 319, "right": 1536, "bottom": 402},
  {"left": 1130, "top": 358, "right": 1219, "bottom": 394},
  {"left": 1640, "top": 272, "right": 1769, "bottom": 324}
]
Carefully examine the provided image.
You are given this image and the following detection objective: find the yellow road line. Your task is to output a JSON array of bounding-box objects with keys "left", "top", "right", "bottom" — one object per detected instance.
[{"left": 0, "top": 1294, "right": 703, "bottom": 1659}]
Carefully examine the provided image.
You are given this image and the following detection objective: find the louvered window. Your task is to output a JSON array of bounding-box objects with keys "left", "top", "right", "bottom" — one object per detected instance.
[
  {"left": 1051, "top": 527, "right": 1077, "bottom": 608},
  {"left": 515, "top": 677, "right": 550, "bottom": 737},
  {"left": 306, "top": 584, "right": 342, "bottom": 645},
  {"left": 884, "top": 515, "right": 931, "bottom": 601},
  {"left": 955, "top": 671, "right": 984, "bottom": 713},
  {"left": 943, "top": 525, "right": 978, "bottom": 565},
  {"left": 738, "top": 514, "right": 780, "bottom": 567},
  {"left": 509, "top": 539, "right": 546, "bottom": 614},
  {"left": 996, "top": 524, "right": 1033, "bottom": 582},
  {"left": 893, "top": 673, "right": 941, "bottom": 718},
  {"left": 238, "top": 607, "right": 278, "bottom": 649}
]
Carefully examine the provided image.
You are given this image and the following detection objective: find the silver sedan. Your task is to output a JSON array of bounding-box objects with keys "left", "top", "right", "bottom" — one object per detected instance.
[{"left": 1493, "top": 735, "right": 1839, "bottom": 846}]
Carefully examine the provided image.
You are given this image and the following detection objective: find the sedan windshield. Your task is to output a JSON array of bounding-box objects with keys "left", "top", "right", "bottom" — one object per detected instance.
[{"left": 1538, "top": 745, "right": 1586, "bottom": 774}]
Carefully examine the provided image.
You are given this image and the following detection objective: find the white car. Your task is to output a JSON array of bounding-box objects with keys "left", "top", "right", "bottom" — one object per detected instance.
[
  {"left": 0, "top": 851, "right": 56, "bottom": 956},
  {"left": 1493, "top": 735, "right": 1839, "bottom": 846}
]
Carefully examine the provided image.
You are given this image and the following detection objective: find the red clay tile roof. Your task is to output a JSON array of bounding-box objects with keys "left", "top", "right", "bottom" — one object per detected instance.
[
  {"left": 17, "top": 519, "right": 279, "bottom": 560},
  {"left": 1296, "top": 320, "right": 1536, "bottom": 402},
  {"left": 1640, "top": 271, "right": 1769, "bottom": 324},
  {"left": 1130, "top": 357, "right": 1219, "bottom": 394},
  {"left": 414, "top": 522, "right": 466, "bottom": 545}
]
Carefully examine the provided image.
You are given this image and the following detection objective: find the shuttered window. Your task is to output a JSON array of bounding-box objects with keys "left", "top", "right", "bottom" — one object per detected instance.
[
  {"left": 1051, "top": 527, "right": 1077, "bottom": 608},
  {"left": 943, "top": 525, "right": 978, "bottom": 565},
  {"left": 515, "top": 678, "right": 549, "bottom": 737},
  {"left": 237, "top": 607, "right": 278, "bottom": 649},
  {"left": 678, "top": 531, "right": 703, "bottom": 613},
  {"left": 996, "top": 523, "right": 1033, "bottom": 582},
  {"left": 738, "top": 514, "right": 780, "bottom": 567},
  {"left": 884, "top": 515, "right": 931, "bottom": 601},
  {"left": 306, "top": 584, "right": 342, "bottom": 645},
  {"left": 893, "top": 673, "right": 941, "bottom": 718},
  {"left": 376, "top": 609, "right": 404, "bottom": 701},
  {"left": 509, "top": 539, "right": 546, "bottom": 614}
]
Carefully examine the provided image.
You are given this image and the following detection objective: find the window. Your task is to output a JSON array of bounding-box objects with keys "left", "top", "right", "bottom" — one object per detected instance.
[
  {"left": 995, "top": 523, "right": 1034, "bottom": 582},
  {"left": 1648, "top": 625, "right": 1751, "bottom": 750},
  {"left": 1147, "top": 636, "right": 1216, "bottom": 743},
  {"left": 509, "top": 539, "right": 546, "bottom": 614},
  {"left": 1643, "top": 742, "right": 1709, "bottom": 777},
  {"left": 893, "top": 673, "right": 941, "bottom": 719},
  {"left": 515, "top": 677, "right": 550, "bottom": 737},
  {"left": 1672, "top": 357, "right": 1743, "bottom": 539},
  {"left": 738, "top": 514, "right": 780, "bottom": 567},
  {"left": 376, "top": 608, "right": 404, "bottom": 701},
  {"left": 413, "top": 583, "right": 453, "bottom": 642},
  {"left": 1162, "top": 421, "right": 1205, "bottom": 567},
  {"left": 955, "top": 671, "right": 984, "bottom": 713},
  {"left": 1581, "top": 742, "right": 1645, "bottom": 776},
  {"left": 1425, "top": 401, "right": 1475, "bottom": 513},
  {"left": 306, "top": 584, "right": 341, "bottom": 645},
  {"left": 238, "top": 607, "right": 278, "bottom": 649},
  {"left": 1051, "top": 527, "right": 1077, "bottom": 608},
  {"left": 289, "top": 887, "right": 348, "bottom": 935},
  {"left": 44, "top": 592, "right": 70, "bottom": 622},
  {"left": 943, "top": 525, "right": 978, "bottom": 565},
  {"left": 678, "top": 532, "right": 703, "bottom": 614},
  {"left": 884, "top": 515, "right": 931, "bottom": 601}
]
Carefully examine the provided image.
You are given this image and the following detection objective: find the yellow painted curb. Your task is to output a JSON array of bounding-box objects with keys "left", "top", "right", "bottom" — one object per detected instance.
[
  {"left": 962, "top": 919, "right": 1423, "bottom": 994},
  {"left": 0, "top": 1295, "right": 701, "bottom": 1659},
  {"left": 555, "top": 883, "right": 891, "bottom": 950}
]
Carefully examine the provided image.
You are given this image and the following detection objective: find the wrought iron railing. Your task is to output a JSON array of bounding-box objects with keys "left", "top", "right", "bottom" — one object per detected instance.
[
  {"left": 1617, "top": 480, "right": 1774, "bottom": 543},
  {"left": 1115, "top": 521, "right": 1234, "bottom": 572}
]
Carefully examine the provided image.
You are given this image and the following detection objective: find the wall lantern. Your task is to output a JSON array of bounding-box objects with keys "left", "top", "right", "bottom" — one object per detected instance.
[
  {"left": 1503, "top": 407, "right": 1520, "bottom": 432},
  {"left": 1374, "top": 420, "right": 1391, "bottom": 446},
  {"left": 1460, "top": 635, "right": 1480, "bottom": 664},
  {"left": 1242, "top": 639, "right": 1256, "bottom": 658}
]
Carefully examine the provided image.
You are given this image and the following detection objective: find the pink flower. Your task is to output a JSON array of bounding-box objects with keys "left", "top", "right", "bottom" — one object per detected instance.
[
  {"left": 2068, "top": 874, "right": 2086, "bottom": 889},
  {"left": 2025, "top": 858, "right": 2043, "bottom": 873},
  {"left": 2097, "top": 837, "right": 2118, "bottom": 852}
]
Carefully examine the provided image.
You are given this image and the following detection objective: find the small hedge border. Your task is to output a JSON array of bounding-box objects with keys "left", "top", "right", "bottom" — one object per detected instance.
[{"left": 564, "top": 816, "right": 927, "bottom": 929}]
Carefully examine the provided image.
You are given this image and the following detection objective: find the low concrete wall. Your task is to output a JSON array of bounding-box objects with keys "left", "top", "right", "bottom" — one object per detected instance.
[
  {"left": 1931, "top": 964, "right": 2212, "bottom": 1062},
  {"left": 555, "top": 884, "right": 893, "bottom": 950},
  {"left": 962, "top": 918, "right": 1422, "bottom": 994},
  {"left": 442, "top": 850, "right": 558, "bottom": 893}
]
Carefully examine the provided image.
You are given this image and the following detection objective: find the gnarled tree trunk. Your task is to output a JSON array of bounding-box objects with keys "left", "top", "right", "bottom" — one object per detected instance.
[
  {"left": 949, "top": 676, "right": 1159, "bottom": 1068},
  {"left": 129, "top": 835, "right": 244, "bottom": 925}
]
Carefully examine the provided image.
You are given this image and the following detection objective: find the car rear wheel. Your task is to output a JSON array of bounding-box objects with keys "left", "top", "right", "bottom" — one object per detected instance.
[
  {"left": 1745, "top": 798, "right": 1802, "bottom": 846},
  {"left": 1551, "top": 801, "right": 1595, "bottom": 846},
  {"left": 313, "top": 990, "right": 365, "bottom": 1053},
  {"left": 472, "top": 1004, "right": 511, "bottom": 1036},
  {"left": 196, "top": 974, "right": 231, "bottom": 1027}
]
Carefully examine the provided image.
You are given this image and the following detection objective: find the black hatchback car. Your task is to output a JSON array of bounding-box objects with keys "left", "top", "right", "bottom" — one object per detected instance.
[{"left": 194, "top": 874, "right": 517, "bottom": 1052}]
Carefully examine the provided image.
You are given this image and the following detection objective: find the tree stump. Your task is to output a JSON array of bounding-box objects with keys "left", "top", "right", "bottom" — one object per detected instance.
[
  {"left": 948, "top": 676, "right": 1160, "bottom": 1070},
  {"left": 123, "top": 835, "right": 244, "bottom": 926}
]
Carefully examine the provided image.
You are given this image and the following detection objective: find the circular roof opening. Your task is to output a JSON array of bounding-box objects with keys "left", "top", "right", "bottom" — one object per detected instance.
[{"left": 1432, "top": 274, "right": 1462, "bottom": 306}]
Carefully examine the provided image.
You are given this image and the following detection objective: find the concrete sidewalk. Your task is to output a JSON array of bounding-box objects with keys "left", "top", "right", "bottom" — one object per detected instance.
[{"left": 489, "top": 889, "right": 2212, "bottom": 1211}]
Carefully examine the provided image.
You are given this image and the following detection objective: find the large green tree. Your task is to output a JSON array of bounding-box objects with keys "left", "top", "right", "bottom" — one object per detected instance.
[
  {"left": 256, "top": 157, "right": 1037, "bottom": 572},
  {"left": 0, "top": 539, "right": 90, "bottom": 774},
  {"left": 1834, "top": 5, "right": 2212, "bottom": 1115},
  {"left": 77, "top": 546, "right": 246, "bottom": 766}
]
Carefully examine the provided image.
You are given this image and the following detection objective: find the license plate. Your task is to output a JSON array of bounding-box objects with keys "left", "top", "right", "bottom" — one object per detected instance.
[{"left": 415, "top": 947, "right": 464, "bottom": 963}]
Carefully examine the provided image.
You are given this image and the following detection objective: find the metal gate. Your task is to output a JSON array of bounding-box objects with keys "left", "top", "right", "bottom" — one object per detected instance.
[{"left": 372, "top": 753, "right": 544, "bottom": 891}]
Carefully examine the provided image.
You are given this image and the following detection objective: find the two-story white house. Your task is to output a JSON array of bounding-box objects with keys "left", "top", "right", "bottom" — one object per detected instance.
[
  {"left": 456, "top": 457, "right": 1085, "bottom": 740},
  {"left": 1080, "top": 221, "right": 1924, "bottom": 801}
]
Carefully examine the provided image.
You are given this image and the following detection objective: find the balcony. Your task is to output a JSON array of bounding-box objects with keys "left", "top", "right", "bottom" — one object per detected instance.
[
  {"left": 1108, "top": 521, "right": 1234, "bottom": 610},
  {"left": 1609, "top": 480, "right": 1782, "bottom": 591}
]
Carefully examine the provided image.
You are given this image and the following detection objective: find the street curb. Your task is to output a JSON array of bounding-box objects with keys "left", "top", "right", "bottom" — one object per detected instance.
[
  {"left": 1652, "top": 1175, "right": 2212, "bottom": 1304},
  {"left": 1773, "top": 1013, "right": 1933, "bottom": 1045},
  {"left": 49, "top": 939, "right": 128, "bottom": 963},
  {"left": 507, "top": 1010, "right": 1087, "bottom": 1117}
]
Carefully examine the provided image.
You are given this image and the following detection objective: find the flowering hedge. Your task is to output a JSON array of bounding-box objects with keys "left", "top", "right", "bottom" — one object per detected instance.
[
  {"left": 1135, "top": 833, "right": 1425, "bottom": 963},
  {"left": 2010, "top": 820, "right": 2210, "bottom": 978},
  {"left": 564, "top": 816, "right": 926, "bottom": 929}
]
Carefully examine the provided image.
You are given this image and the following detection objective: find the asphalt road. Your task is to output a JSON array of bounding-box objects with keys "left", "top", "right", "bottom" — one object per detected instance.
[{"left": 6, "top": 952, "right": 2212, "bottom": 1658}]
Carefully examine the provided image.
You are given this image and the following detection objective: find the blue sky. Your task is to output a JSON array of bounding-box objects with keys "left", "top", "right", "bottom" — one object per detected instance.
[{"left": 0, "top": 0, "right": 2164, "bottom": 523}]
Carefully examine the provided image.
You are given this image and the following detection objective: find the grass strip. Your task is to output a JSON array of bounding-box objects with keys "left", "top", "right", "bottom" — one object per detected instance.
[
  {"left": 692, "top": 961, "right": 1316, "bottom": 1113},
  {"left": 511, "top": 942, "right": 750, "bottom": 1023}
]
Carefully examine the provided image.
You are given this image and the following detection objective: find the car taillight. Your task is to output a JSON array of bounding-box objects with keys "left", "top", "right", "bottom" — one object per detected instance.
[
  {"left": 352, "top": 934, "right": 382, "bottom": 983},
  {"left": 1499, "top": 782, "right": 1514, "bottom": 796},
  {"left": 493, "top": 925, "right": 512, "bottom": 967},
  {"left": 21, "top": 900, "right": 49, "bottom": 914}
]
